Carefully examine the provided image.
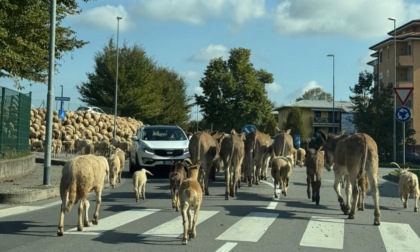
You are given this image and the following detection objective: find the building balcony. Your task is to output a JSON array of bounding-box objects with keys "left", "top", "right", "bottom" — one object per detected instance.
[
  {"left": 310, "top": 117, "right": 339, "bottom": 127},
  {"left": 397, "top": 80, "right": 414, "bottom": 87},
  {"left": 398, "top": 55, "right": 413, "bottom": 67}
]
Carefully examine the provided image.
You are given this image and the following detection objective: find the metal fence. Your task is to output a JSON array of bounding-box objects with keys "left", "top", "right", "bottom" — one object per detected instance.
[{"left": 0, "top": 87, "right": 31, "bottom": 156}]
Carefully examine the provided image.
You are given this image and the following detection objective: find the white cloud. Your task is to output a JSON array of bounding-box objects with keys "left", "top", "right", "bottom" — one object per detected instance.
[
  {"left": 189, "top": 44, "right": 229, "bottom": 62},
  {"left": 266, "top": 81, "right": 283, "bottom": 94},
  {"left": 75, "top": 5, "right": 132, "bottom": 31},
  {"left": 302, "top": 80, "right": 322, "bottom": 93},
  {"left": 272, "top": 0, "right": 412, "bottom": 39},
  {"left": 132, "top": 0, "right": 265, "bottom": 26}
]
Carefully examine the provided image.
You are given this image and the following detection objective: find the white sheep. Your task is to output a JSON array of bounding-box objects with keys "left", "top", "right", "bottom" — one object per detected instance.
[
  {"left": 111, "top": 147, "right": 126, "bottom": 172},
  {"left": 57, "top": 154, "right": 109, "bottom": 236},
  {"left": 133, "top": 169, "right": 154, "bottom": 202},
  {"left": 391, "top": 162, "right": 419, "bottom": 212},
  {"left": 108, "top": 154, "right": 121, "bottom": 188},
  {"left": 179, "top": 165, "right": 203, "bottom": 245}
]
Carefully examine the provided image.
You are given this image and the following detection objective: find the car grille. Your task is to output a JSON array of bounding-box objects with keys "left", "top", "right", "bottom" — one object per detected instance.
[{"left": 154, "top": 149, "right": 184, "bottom": 157}]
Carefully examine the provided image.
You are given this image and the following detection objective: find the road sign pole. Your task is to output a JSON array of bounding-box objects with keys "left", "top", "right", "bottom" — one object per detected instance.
[{"left": 403, "top": 122, "right": 406, "bottom": 165}]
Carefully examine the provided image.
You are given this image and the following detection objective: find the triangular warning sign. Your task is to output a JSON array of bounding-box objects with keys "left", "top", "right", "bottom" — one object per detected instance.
[{"left": 393, "top": 87, "right": 414, "bottom": 106}]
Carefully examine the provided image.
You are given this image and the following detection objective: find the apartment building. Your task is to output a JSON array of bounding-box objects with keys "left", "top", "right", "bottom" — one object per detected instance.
[
  {"left": 273, "top": 100, "right": 355, "bottom": 140},
  {"left": 368, "top": 19, "right": 420, "bottom": 147}
]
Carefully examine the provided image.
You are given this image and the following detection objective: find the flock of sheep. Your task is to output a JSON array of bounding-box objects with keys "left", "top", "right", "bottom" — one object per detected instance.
[
  {"left": 29, "top": 108, "right": 141, "bottom": 157},
  {"left": 28, "top": 109, "right": 419, "bottom": 243}
]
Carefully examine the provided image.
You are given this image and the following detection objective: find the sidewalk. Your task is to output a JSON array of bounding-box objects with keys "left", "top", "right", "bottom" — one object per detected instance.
[{"left": 0, "top": 152, "right": 73, "bottom": 204}]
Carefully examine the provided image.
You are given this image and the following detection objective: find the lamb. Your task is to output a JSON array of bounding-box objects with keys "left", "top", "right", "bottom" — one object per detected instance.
[
  {"left": 111, "top": 147, "right": 126, "bottom": 172},
  {"left": 296, "top": 147, "right": 306, "bottom": 167},
  {"left": 133, "top": 169, "right": 154, "bottom": 202},
  {"left": 391, "top": 162, "right": 419, "bottom": 212},
  {"left": 270, "top": 155, "right": 294, "bottom": 198},
  {"left": 57, "top": 154, "right": 109, "bottom": 236},
  {"left": 169, "top": 159, "right": 189, "bottom": 211},
  {"left": 107, "top": 154, "right": 121, "bottom": 188},
  {"left": 62, "top": 140, "right": 75, "bottom": 157},
  {"left": 179, "top": 165, "right": 203, "bottom": 245}
]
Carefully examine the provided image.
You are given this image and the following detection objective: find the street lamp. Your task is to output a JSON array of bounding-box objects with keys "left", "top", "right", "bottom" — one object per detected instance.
[
  {"left": 389, "top": 17, "right": 396, "bottom": 162},
  {"left": 60, "top": 85, "right": 63, "bottom": 110},
  {"left": 327, "top": 54, "right": 335, "bottom": 133},
  {"left": 113, "top": 16, "right": 122, "bottom": 140}
]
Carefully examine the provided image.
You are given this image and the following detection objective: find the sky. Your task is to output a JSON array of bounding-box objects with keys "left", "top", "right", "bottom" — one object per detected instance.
[{"left": 3, "top": 0, "right": 420, "bottom": 119}]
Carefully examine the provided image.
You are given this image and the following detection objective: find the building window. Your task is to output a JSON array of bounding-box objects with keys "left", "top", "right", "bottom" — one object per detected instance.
[
  {"left": 408, "top": 44, "right": 412, "bottom": 55},
  {"left": 387, "top": 46, "right": 390, "bottom": 60},
  {"left": 379, "top": 50, "right": 383, "bottom": 63}
]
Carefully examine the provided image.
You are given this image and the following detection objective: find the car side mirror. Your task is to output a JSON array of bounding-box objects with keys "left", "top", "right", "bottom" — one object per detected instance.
[{"left": 131, "top": 135, "right": 139, "bottom": 142}]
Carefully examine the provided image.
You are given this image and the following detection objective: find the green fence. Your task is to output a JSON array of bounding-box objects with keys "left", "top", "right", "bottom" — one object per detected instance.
[{"left": 0, "top": 87, "right": 31, "bottom": 157}]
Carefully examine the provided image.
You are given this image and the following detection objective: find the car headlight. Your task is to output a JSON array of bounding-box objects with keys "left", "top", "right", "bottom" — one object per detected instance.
[
  {"left": 184, "top": 148, "right": 189, "bottom": 154},
  {"left": 140, "top": 143, "right": 154, "bottom": 154}
]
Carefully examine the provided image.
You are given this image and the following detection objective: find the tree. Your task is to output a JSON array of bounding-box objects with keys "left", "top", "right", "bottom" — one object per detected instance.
[
  {"left": 284, "top": 106, "right": 306, "bottom": 140},
  {"left": 0, "top": 0, "right": 89, "bottom": 87},
  {"left": 349, "top": 71, "right": 394, "bottom": 160},
  {"left": 77, "top": 39, "right": 190, "bottom": 128},
  {"left": 296, "top": 87, "right": 332, "bottom": 102},
  {"left": 195, "top": 48, "right": 274, "bottom": 132}
]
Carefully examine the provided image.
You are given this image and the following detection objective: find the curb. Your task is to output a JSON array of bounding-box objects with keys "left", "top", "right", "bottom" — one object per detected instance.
[
  {"left": 0, "top": 187, "right": 59, "bottom": 204},
  {"left": 0, "top": 156, "right": 64, "bottom": 204}
]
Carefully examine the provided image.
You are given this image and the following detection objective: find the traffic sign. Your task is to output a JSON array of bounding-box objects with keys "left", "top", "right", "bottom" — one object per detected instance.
[
  {"left": 396, "top": 106, "right": 411, "bottom": 123},
  {"left": 55, "top": 96, "right": 71, "bottom": 101},
  {"left": 59, "top": 109, "right": 66, "bottom": 120},
  {"left": 393, "top": 87, "right": 413, "bottom": 106},
  {"left": 241, "top": 125, "right": 257, "bottom": 135}
]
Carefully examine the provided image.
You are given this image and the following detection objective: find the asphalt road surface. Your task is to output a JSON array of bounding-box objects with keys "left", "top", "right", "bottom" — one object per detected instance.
[{"left": 0, "top": 163, "right": 419, "bottom": 252}]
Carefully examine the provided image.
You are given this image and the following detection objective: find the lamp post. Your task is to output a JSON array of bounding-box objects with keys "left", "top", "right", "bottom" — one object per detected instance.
[
  {"left": 60, "top": 85, "right": 63, "bottom": 110},
  {"left": 389, "top": 17, "right": 396, "bottom": 162},
  {"left": 327, "top": 54, "right": 335, "bottom": 133},
  {"left": 113, "top": 16, "right": 122, "bottom": 140}
]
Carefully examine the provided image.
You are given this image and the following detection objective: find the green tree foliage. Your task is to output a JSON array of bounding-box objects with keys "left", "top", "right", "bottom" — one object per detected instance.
[
  {"left": 195, "top": 48, "right": 274, "bottom": 132},
  {"left": 349, "top": 71, "right": 394, "bottom": 159},
  {"left": 296, "top": 87, "right": 332, "bottom": 102},
  {"left": 77, "top": 38, "right": 190, "bottom": 128},
  {"left": 284, "top": 106, "right": 306, "bottom": 139},
  {"left": 0, "top": 0, "right": 89, "bottom": 87}
]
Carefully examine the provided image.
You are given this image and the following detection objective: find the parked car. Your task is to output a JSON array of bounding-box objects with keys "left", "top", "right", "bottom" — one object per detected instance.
[
  {"left": 397, "top": 151, "right": 420, "bottom": 164},
  {"left": 128, "top": 125, "right": 190, "bottom": 174},
  {"left": 76, "top": 106, "right": 105, "bottom": 114}
]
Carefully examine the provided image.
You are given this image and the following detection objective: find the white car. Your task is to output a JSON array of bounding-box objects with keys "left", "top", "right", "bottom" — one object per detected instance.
[
  {"left": 128, "top": 125, "right": 190, "bottom": 174},
  {"left": 76, "top": 106, "right": 106, "bottom": 114}
]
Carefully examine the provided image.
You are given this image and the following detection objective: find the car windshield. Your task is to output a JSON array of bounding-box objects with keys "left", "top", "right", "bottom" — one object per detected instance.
[
  {"left": 77, "top": 106, "right": 89, "bottom": 111},
  {"left": 142, "top": 128, "right": 187, "bottom": 141}
]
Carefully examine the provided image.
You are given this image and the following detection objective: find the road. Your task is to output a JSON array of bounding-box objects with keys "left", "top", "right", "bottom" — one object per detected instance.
[{"left": 0, "top": 163, "right": 419, "bottom": 252}]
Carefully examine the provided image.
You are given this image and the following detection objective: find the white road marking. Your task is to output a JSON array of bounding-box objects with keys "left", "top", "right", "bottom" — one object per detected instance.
[
  {"left": 0, "top": 206, "right": 44, "bottom": 218},
  {"left": 66, "top": 208, "right": 160, "bottom": 235},
  {"left": 299, "top": 216, "right": 344, "bottom": 250},
  {"left": 215, "top": 242, "right": 238, "bottom": 252},
  {"left": 216, "top": 212, "right": 278, "bottom": 242},
  {"left": 379, "top": 222, "right": 420, "bottom": 252},
  {"left": 142, "top": 210, "right": 218, "bottom": 238},
  {"left": 43, "top": 200, "right": 62, "bottom": 208},
  {"left": 267, "top": 202, "right": 277, "bottom": 209}
]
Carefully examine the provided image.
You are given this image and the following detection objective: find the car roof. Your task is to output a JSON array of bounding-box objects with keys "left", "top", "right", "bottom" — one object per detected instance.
[{"left": 142, "top": 125, "right": 180, "bottom": 129}]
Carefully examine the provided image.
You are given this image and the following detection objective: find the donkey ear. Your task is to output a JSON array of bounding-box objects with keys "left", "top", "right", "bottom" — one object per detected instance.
[
  {"left": 318, "top": 130, "right": 327, "bottom": 142},
  {"left": 338, "top": 130, "right": 346, "bottom": 137}
]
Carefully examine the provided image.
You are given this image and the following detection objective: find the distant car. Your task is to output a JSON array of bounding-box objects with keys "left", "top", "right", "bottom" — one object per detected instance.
[
  {"left": 128, "top": 125, "right": 190, "bottom": 174},
  {"left": 76, "top": 106, "right": 106, "bottom": 114},
  {"left": 397, "top": 151, "right": 420, "bottom": 164}
]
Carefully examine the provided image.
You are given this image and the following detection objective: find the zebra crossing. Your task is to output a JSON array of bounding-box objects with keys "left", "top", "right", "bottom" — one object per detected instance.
[{"left": 1, "top": 201, "right": 420, "bottom": 251}]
